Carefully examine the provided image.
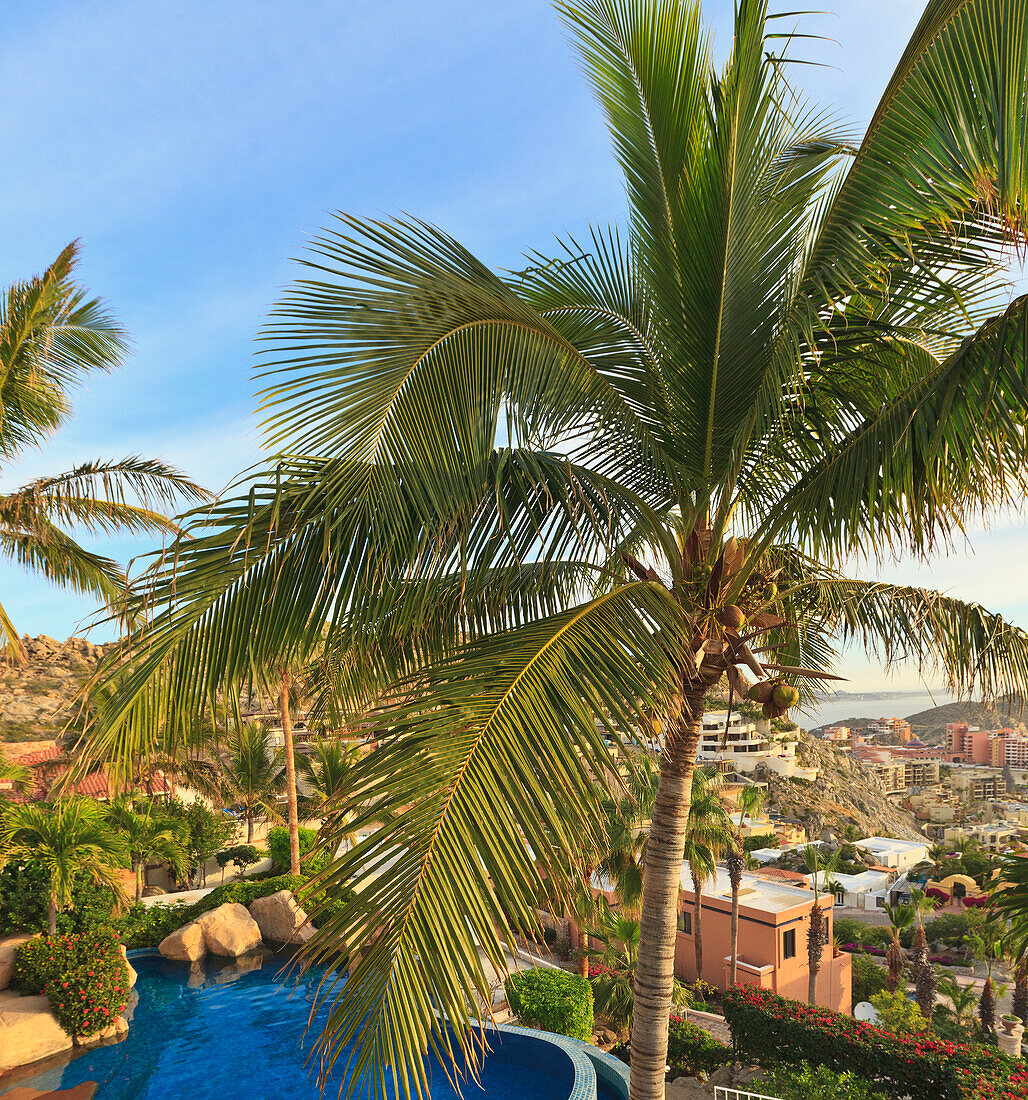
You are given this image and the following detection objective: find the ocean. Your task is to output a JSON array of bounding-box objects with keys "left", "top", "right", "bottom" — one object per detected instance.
[{"left": 797, "top": 691, "right": 957, "bottom": 732}]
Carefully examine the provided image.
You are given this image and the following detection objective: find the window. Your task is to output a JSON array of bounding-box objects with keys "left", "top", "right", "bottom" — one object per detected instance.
[
  {"left": 783, "top": 928, "right": 796, "bottom": 959},
  {"left": 677, "top": 911, "right": 692, "bottom": 935}
]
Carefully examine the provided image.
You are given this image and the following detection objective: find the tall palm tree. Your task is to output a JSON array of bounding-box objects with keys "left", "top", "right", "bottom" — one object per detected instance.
[
  {"left": 683, "top": 767, "right": 732, "bottom": 978},
  {"left": 802, "top": 845, "right": 839, "bottom": 1004},
  {"left": 909, "top": 888, "right": 938, "bottom": 1020},
  {"left": 727, "top": 783, "right": 764, "bottom": 986},
  {"left": 105, "top": 797, "right": 186, "bottom": 903},
  {"left": 83, "top": 3, "right": 1028, "bottom": 1097},
  {"left": 0, "top": 798, "right": 126, "bottom": 933},
  {"left": 217, "top": 724, "right": 285, "bottom": 843},
  {"left": 883, "top": 901, "right": 915, "bottom": 995},
  {"left": 0, "top": 244, "right": 207, "bottom": 657}
]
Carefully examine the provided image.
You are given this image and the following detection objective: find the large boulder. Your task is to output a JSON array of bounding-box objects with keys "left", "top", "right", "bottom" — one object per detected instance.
[
  {"left": 0, "top": 989, "right": 73, "bottom": 1073},
  {"left": 249, "top": 891, "right": 316, "bottom": 945},
  {"left": 0, "top": 933, "right": 38, "bottom": 990},
  {"left": 158, "top": 921, "right": 206, "bottom": 962},
  {"left": 118, "top": 944, "right": 137, "bottom": 988},
  {"left": 195, "top": 903, "right": 262, "bottom": 957}
]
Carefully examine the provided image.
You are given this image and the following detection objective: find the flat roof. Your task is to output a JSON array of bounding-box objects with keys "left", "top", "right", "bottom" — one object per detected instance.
[
  {"left": 683, "top": 867, "right": 825, "bottom": 914},
  {"left": 856, "top": 837, "right": 928, "bottom": 854}
]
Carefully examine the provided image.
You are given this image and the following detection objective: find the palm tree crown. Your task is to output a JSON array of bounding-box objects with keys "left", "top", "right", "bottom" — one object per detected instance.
[
  {"left": 0, "top": 244, "right": 208, "bottom": 657},
  {"left": 84, "top": 3, "right": 1028, "bottom": 1098},
  {"left": 0, "top": 798, "right": 127, "bottom": 933}
]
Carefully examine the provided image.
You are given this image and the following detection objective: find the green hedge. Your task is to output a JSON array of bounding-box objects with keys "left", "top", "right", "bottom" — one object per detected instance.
[
  {"left": 667, "top": 1014, "right": 732, "bottom": 1076},
  {"left": 0, "top": 860, "right": 118, "bottom": 936},
  {"left": 722, "top": 987, "right": 1024, "bottom": 1100},
  {"left": 851, "top": 953, "right": 889, "bottom": 1004},
  {"left": 118, "top": 874, "right": 307, "bottom": 948},
  {"left": 13, "top": 928, "right": 130, "bottom": 1038},
  {"left": 267, "top": 827, "right": 328, "bottom": 873},
  {"left": 504, "top": 967, "right": 593, "bottom": 1042},
  {"left": 760, "top": 1061, "right": 889, "bottom": 1100}
]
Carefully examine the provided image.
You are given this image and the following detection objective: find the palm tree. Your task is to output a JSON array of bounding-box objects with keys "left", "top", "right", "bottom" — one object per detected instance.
[
  {"left": 296, "top": 738, "right": 361, "bottom": 832},
  {"left": 803, "top": 846, "right": 839, "bottom": 1004},
  {"left": 0, "top": 244, "right": 207, "bottom": 657},
  {"left": 217, "top": 724, "right": 285, "bottom": 843},
  {"left": 105, "top": 798, "right": 186, "bottom": 903},
  {"left": 683, "top": 768, "right": 732, "bottom": 979},
  {"left": 928, "top": 842, "right": 953, "bottom": 878},
  {"left": 727, "top": 784, "right": 764, "bottom": 985},
  {"left": 588, "top": 900, "right": 642, "bottom": 1035},
  {"left": 0, "top": 798, "right": 126, "bottom": 933},
  {"left": 970, "top": 927, "right": 1002, "bottom": 1038},
  {"left": 935, "top": 973, "right": 980, "bottom": 1041},
  {"left": 0, "top": 750, "right": 31, "bottom": 805},
  {"left": 909, "top": 888, "right": 938, "bottom": 1020},
  {"left": 84, "top": 4, "right": 1028, "bottom": 1097},
  {"left": 883, "top": 901, "right": 915, "bottom": 995}
]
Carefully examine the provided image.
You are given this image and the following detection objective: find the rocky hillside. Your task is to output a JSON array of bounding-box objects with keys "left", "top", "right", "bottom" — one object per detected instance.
[
  {"left": 757, "top": 733, "right": 924, "bottom": 840},
  {"left": 902, "top": 700, "right": 1028, "bottom": 743},
  {"left": 0, "top": 635, "right": 113, "bottom": 743}
]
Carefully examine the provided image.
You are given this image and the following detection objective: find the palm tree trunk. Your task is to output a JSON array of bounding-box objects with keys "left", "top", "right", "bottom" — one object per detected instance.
[
  {"left": 134, "top": 858, "right": 142, "bottom": 904},
  {"left": 691, "top": 866, "right": 703, "bottom": 979},
  {"left": 728, "top": 842, "right": 742, "bottom": 986},
  {"left": 807, "top": 900, "right": 824, "bottom": 1004},
  {"left": 246, "top": 811, "right": 254, "bottom": 845},
  {"left": 279, "top": 667, "right": 301, "bottom": 876},
  {"left": 48, "top": 896, "right": 57, "bottom": 936},
  {"left": 629, "top": 693, "right": 703, "bottom": 1100}
]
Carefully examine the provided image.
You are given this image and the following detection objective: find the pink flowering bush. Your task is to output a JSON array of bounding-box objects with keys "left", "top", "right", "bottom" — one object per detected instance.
[
  {"left": 722, "top": 986, "right": 1026, "bottom": 1100},
  {"left": 13, "top": 928, "right": 129, "bottom": 1038}
]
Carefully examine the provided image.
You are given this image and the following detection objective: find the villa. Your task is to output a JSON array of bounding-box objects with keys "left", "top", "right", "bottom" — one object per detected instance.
[{"left": 696, "top": 711, "right": 818, "bottom": 781}]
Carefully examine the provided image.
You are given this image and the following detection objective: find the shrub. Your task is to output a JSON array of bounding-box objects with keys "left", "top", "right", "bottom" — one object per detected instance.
[
  {"left": 216, "top": 845, "right": 263, "bottom": 877},
  {"left": 117, "top": 873, "right": 314, "bottom": 948},
  {"left": 723, "top": 986, "right": 1025, "bottom": 1100},
  {"left": 667, "top": 1014, "right": 731, "bottom": 1076},
  {"left": 760, "top": 1061, "right": 890, "bottom": 1099},
  {"left": 863, "top": 926, "right": 894, "bottom": 948},
  {"left": 924, "top": 914, "right": 971, "bottom": 948},
  {"left": 835, "top": 917, "right": 870, "bottom": 946},
  {"left": 0, "top": 860, "right": 118, "bottom": 936},
  {"left": 869, "top": 991, "right": 928, "bottom": 1036},
  {"left": 504, "top": 967, "right": 593, "bottom": 1041},
  {"left": 851, "top": 954, "right": 889, "bottom": 1004},
  {"left": 267, "top": 826, "right": 328, "bottom": 873},
  {"left": 13, "top": 928, "right": 129, "bottom": 1038},
  {"left": 927, "top": 888, "right": 950, "bottom": 904}
]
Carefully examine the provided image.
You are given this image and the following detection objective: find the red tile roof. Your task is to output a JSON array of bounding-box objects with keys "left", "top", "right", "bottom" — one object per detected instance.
[{"left": 0, "top": 744, "right": 169, "bottom": 803}]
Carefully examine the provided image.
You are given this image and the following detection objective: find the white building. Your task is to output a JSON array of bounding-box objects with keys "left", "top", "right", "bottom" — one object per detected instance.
[
  {"left": 853, "top": 836, "right": 929, "bottom": 872},
  {"left": 803, "top": 868, "right": 893, "bottom": 910},
  {"left": 697, "top": 711, "right": 818, "bottom": 781}
]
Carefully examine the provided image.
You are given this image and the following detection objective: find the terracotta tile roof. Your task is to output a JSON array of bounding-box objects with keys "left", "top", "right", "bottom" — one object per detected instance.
[
  {"left": 752, "top": 868, "right": 811, "bottom": 885},
  {"left": 1, "top": 743, "right": 169, "bottom": 803}
]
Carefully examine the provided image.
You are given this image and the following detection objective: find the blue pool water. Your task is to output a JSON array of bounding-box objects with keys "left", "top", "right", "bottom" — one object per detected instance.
[{"left": 0, "top": 950, "right": 575, "bottom": 1100}]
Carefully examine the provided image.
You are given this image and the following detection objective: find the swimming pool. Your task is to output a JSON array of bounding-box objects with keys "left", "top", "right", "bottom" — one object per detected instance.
[{"left": 0, "top": 949, "right": 621, "bottom": 1100}]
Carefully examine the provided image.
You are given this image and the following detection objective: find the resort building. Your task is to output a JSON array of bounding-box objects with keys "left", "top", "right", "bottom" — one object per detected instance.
[
  {"left": 852, "top": 836, "right": 929, "bottom": 872},
  {"left": 672, "top": 868, "right": 852, "bottom": 1014},
  {"left": 697, "top": 711, "right": 818, "bottom": 781},
  {"left": 949, "top": 767, "right": 1006, "bottom": 802},
  {"left": 944, "top": 722, "right": 1021, "bottom": 766}
]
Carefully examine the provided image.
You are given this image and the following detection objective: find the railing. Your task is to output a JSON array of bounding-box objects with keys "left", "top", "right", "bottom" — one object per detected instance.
[{"left": 714, "top": 1088, "right": 782, "bottom": 1100}]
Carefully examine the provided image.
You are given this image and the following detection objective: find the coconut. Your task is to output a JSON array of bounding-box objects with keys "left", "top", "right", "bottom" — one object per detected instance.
[
  {"left": 717, "top": 605, "right": 746, "bottom": 630},
  {"left": 761, "top": 700, "right": 774, "bottom": 718},
  {"left": 747, "top": 680, "right": 775, "bottom": 704},
  {"left": 763, "top": 581, "right": 778, "bottom": 601},
  {"left": 772, "top": 683, "right": 799, "bottom": 709}
]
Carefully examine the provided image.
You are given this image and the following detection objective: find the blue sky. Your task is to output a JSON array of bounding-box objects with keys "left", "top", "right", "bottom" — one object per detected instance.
[{"left": 0, "top": 0, "right": 1020, "bottom": 692}]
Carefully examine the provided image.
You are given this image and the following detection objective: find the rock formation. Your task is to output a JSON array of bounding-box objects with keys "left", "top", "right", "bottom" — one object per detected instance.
[{"left": 248, "top": 890, "right": 315, "bottom": 945}]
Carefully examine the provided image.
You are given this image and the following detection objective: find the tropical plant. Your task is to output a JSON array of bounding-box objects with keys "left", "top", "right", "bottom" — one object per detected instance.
[
  {"left": 883, "top": 901, "right": 914, "bottom": 995},
  {"left": 727, "top": 783, "right": 764, "bottom": 985},
  {"left": 0, "top": 244, "right": 206, "bottom": 657},
  {"left": 969, "top": 926, "right": 1002, "bottom": 1038},
  {"left": 869, "top": 990, "right": 928, "bottom": 1037},
  {"left": 216, "top": 723, "right": 284, "bottom": 843},
  {"left": 104, "top": 797, "right": 186, "bottom": 903},
  {"left": 296, "top": 738, "right": 361, "bottom": 835},
  {"left": 0, "top": 750, "right": 31, "bottom": 804},
  {"left": 759, "top": 1061, "right": 889, "bottom": 1100},
  {"left": 934, "top": 972, "right": 981, "bottom": 1042},
  {"left": 0, "top": 799, "right": 126, "bottom": 933},
  {"left": 910, "top": 888, "right": 939, "bottom": 1020},
  {"left": 803, "top": 846, "right": 839, "bottom": 1004},
  {"left": 588, "top": 902, "right": 641, "bottom": 1033},
  {"left": 83, "top": 2, "right": 1028, "bottom": 1097},
  {"left": 683, "top": 767, "right": 732, "bottom": 978}
]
